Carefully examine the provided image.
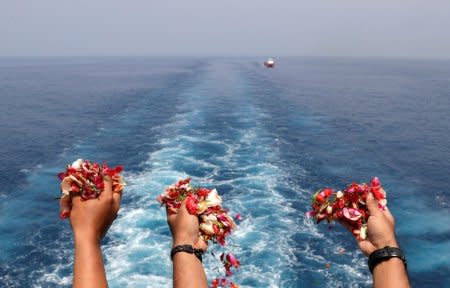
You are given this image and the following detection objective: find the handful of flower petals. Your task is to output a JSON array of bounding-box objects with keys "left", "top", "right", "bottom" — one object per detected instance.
[
  {"left": 57, "top": 159, "right": 125, "bottom": 219},
  {"left": 308, "top": 177, "right": 387, "bottom": 240},
  {"left": 157, "top": 178, "right": 240, "bottom": 287}
]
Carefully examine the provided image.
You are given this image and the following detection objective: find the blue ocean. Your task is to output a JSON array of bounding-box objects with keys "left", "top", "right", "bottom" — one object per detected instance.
[{"left": 0, "top": 57, "right": 449, "bottom": 287}]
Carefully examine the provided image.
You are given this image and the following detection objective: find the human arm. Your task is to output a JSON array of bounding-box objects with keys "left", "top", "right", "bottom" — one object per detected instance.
[
  {"left": 73, "top": 234, "right": 107, "bottom": 288},
  {"left": 60, "top": 175, "right": 121, "bottom": 288},
  {"left": 167, "top": 200, "right": 208, "bottom": 288},
  {"left": 345, "top": 193, "right": 410, "bottom": 288}
]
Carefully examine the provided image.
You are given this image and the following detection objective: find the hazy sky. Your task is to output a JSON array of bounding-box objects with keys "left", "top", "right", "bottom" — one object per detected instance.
[{"left": 1, "top": 0, "right": 450, "bottom": 58}]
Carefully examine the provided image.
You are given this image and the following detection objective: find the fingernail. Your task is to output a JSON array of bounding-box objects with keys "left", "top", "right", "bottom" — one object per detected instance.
[{"left": 368, "top": 193, "right": 374, "bottom": 200}]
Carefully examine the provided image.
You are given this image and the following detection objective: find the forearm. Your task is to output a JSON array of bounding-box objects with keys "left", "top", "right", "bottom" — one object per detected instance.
[
  {"left": 74, "top": 236, "right": 108, "bottom": 288},
  {"left": 373, "top": 257, "right": 409, "bottom": 288},
  {"left": 173, "top": 252, "right": 207, "bottom": 288}
]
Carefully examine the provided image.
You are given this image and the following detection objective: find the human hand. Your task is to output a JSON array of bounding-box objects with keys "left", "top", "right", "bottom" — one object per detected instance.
[
  {"left": 60, "top": 175, "right": 121, "bottom": 244},
  {"left": 343, "top": 193, "right": 398, "bottom": 256},
  {"left": 167, "top": 199, "right": 208, "bottom": 252},
  {"left": 169, "top": 199, "right": 209, "bottom": 288}
]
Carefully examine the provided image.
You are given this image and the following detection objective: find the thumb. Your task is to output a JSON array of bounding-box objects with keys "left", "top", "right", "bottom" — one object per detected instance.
[
  {"left": 59, "top": 195, "right": 71, "bottom": 219},
  {"left": 195, "top": 237, "right": 208, "bottom": 252},
  {"left": 59, "top": 177, "right": 72, "bottom": 219},
  {"left": 366, "top": 193, "right": 381, "bottom": 216}
]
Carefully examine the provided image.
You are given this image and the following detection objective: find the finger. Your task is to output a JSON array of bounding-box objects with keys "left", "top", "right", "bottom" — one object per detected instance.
[
  {"left": 102, "top": 175, "right": 113, "bottom": 198},
  {"left": 383, "top": 206, "right": 395, "bottom": 224},
  {"left": 166, "top": 205, "right": 177, "bottom": 221},
  {"left": 179, "top": 199, "right": 189, "bottom": 214},
  {"left": 59, "top": 195, "right": 72, "bottom": 219},
  {"left": 71, "top": 193, "right": 82, "bottom": 205},
  {"left": 366, "top": 193, "right": 382, "bottom": 216},
  {"left": 358, "top": 241, "right": 376, "bottom": 257},
  {"left": 59, "top": 177, "right": 73, "bottom": 219},
  {"left": 195, "top": 237, "right": 208, "bottom": 252},
  {"left": 165, "top": 206, "right": 177, "bottom": 236},
  {"left": 112, "top": 190, "right": 122, "bottom": 213},
  {"left": 178, "top": 198, "right": 198, "bottom": 219}
]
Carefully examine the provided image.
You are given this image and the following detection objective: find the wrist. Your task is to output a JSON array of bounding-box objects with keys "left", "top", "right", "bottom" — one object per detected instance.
[
  {"left": 74, "top": 230, "right": 101, "bottom": 247},
  {"left": 372, "top": 257, "right": 405, "bottom": 273},
  {"left": 173, "top": 234, "right": 196, "bottom": 247},
  {"left": 375, "top": 238, "right": 398, "bottom": 250}
]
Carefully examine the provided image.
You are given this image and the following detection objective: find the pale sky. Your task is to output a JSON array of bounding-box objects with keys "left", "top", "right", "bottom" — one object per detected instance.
[{"left": 1, "top": 0, "right": 450, "bottom": 59}]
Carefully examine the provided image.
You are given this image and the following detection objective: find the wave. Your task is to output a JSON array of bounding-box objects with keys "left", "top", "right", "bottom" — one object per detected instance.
[{"left": 32, "top": 60, "right": 373, "bottom": 287}]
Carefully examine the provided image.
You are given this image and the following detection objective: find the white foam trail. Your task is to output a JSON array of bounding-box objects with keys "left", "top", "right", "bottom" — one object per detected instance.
[
  {"left": 96, "top": 70, "right": 302, "bottom": 286},
  {"left": 104, "top": 65, "right": 372, "bottom": 287},
  {"left": 35, "top": 62, "right": 371, "bottom": 287}
]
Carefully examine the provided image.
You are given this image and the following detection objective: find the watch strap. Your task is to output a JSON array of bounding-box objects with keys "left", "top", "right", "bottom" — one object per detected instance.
[
  {"left": 368, "top": 246, "right": 407, "bottom": 274},
  {"left": 171, "top": 244, "right": 204, "bottom": 262}
]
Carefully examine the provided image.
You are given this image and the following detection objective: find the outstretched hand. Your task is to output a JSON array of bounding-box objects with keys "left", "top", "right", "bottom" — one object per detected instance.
[
  {"left": 167, "top": 199, "right": 208, "bottom": 252},
  {"left": 342, "top": 193, "right": 398, "bottom": 256},
  {"left": 60, "top": 175, "right": 122, "bottom": 242},
  {"left": 167, "top": 199, "right": 208, "bottom": 288},
  {"left": 60, "top": 175, "right": 122, "bottom": 288}
]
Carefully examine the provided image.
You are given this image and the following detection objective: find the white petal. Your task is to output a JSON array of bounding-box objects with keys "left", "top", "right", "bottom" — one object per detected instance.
[
  {"left": 202, "top": 214, "right": 217, "bottom": 222},
  {"left": 61, "top": 177, "right": 73, "bottom": 196},
  {"left": 360, "top": 225, "right": 368, "bottom": 240},
  {"left": 200, "top": 223, "right": 215, "bottom": 235},
  {"left": 71, "top": 159, "right": 83, "bottom": 169},
  {"left": 69, "top": 175, "right": 83, "bottom": 186},
  {"left": 326, "top": 206, "right": 333, "bottom": 214},
  {"left": 206, "top": 189, "right": 222, "bottom": 207},
  {"left": 197, "top": 202, "right": 208, "bottom": 214}
]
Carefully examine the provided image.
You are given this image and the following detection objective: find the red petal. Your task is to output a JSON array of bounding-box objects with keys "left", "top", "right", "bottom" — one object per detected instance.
[
  {"left": 57, "top": 172, "right": 66, "bottom": 180},
  {"left": 59, "top": 210, "right": 70, "bottom": 219}
]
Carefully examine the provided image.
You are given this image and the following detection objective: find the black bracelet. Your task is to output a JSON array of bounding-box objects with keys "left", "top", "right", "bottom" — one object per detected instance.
[
  {"left": 171, "top": 244, "right": 204, "bottom": 262},
  {"left": 368, "top": 246, "right": 407, "bottom": 274}
]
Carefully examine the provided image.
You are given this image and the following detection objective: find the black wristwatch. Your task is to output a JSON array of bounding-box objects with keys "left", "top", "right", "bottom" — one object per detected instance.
[
  {"left": 171, "top": 244, "right": 204, "bottom": 262},
  {"left": 368, "top": 246, "right": 407, "bottom": 274}
]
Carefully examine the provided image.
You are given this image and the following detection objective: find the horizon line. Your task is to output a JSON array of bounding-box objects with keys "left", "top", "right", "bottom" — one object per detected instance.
[{"left": 1, "top": 53, "right": 450, "bottom": 62}]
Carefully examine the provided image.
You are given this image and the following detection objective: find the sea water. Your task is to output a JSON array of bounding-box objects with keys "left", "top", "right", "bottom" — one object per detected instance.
[{"left": 0, "top": 57, "right": 449, "bottom": 287}]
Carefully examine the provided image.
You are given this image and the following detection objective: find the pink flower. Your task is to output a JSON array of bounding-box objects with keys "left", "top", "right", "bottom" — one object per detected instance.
[
  {"left": 342, "top": 207, "right": 362, "bottom": 221},
  {"left": 305, "top": 210, "right": 315, "bottom": 218},
  {"left": 226, "top": 253, "right": 240, "bottom": 268},
  {"left": 371, "top": 177, "right": 380, "bottom": 187}
]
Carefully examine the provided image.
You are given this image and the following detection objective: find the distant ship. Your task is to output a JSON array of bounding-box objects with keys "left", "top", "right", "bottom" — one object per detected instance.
[{"left": 264, "top": 58, "right": 275, "bottom": 68}]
